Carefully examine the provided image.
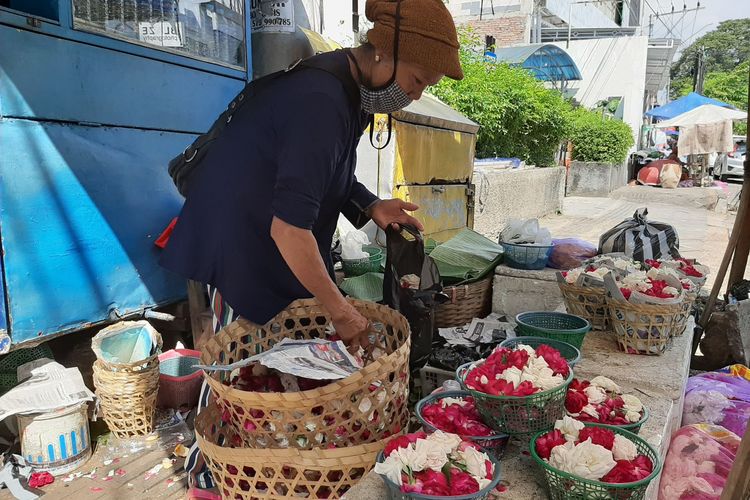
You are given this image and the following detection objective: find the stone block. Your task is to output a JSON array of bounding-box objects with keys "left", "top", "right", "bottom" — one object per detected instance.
[
  {"left": 566, "top": 161, "right": 626, "bottom": 197},
  {"left": 738, "top": 299, "right": 750, "bottom": 366},
  {"left": 492, "top": 265, "right": 565, "bottom": 317}
]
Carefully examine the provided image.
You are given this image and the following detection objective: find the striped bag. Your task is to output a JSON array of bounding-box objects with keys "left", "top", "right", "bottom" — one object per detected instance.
[{"left": 598, "top": 208, "right": 680, "bottom": 261}]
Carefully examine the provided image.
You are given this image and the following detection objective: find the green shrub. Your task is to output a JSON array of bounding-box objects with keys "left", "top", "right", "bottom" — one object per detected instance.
[
  {"left": 430, "top": 31, "right": 571, "bottom": 166},
  {"left": 567, "top": 107, "right": 634, "bottom": 164}
]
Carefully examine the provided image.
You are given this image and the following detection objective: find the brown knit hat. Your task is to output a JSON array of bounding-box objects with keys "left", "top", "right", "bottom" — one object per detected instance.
[{"left": 366, "top": 0, "right": 463, "bottom": 80}]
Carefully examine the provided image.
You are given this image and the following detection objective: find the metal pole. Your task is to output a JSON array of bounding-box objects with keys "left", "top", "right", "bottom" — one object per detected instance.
[{"left": 727, "top": 64, "right": 750, "bottom": 288}]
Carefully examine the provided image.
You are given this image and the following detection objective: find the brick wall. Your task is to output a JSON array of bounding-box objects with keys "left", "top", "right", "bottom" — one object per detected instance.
[{"left": 464, "top": 15, "right": 529, "bottom": 47}]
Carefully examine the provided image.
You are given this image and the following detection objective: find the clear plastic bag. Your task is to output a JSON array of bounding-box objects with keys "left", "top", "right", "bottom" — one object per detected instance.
[
  {"left": 658, "top": 424, "right": 741, "bottom": 500},
  {"left": 683, "top": 370, "right": 750, "bottom": 436}
]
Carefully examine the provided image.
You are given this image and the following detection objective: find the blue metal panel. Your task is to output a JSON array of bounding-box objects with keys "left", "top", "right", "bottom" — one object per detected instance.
[
  {"left": 0, "top": 25, "right": 245, "bottom": 132},
  {"left": 0, "top": 118, "right": 193, "bottom": 343}
]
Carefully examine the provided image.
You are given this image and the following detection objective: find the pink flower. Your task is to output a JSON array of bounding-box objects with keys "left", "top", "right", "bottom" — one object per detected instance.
[
  {"left": 384, "top": 435, "right": 412, "bottom": 457},
  {"left": 578, "top": 427, "right": 616, "bottom": 450},
  {"left": 28, "top": 472, "right": 54, "bottom": 488},
  {"left": 449, "top": 468, "right": 480, "bottom": 495},
  {"left": 416, "top": 470, "right": 450, "bottom": 496},
  {"left": 566, "top": 389, "right": 589, "bottom": 414},
  {"left": 601, "top": 456, "right": 653, "bottom": 483},
  {"left": 535, "top": 344, "right": 570, "bottom": 377}
]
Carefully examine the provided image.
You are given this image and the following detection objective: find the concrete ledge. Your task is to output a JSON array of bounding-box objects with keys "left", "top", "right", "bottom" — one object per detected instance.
[
  {"left": 473, "top": 166, "right": 565, "bottom": 242},
  {"left": 346, "top": 323, "right": 694, "bottom": 500},
  {"left": 492, "top": 264, "right": 565, "bottom": 318},
  {"left": 566, "top": 161, "right": 627, "bottom": 197}
]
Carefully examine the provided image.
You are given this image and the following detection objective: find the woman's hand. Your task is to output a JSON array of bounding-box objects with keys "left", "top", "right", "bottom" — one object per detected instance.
[
  {"left": 367, "top": 199, "right": 424, "bottom": 232},
  {"left": 331, "top": 303, "right": 371, "bottom": 352}
]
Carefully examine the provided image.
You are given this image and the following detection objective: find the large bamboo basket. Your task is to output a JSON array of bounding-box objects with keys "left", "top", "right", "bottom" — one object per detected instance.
[
  {"left": 435, "top": 275, "right": 493, "bottom": 328},
  {"left": 92, "top": 332, "right": 162, "bottom": 438},
  {"left": 606, "top": 299, "right": 683, "bottom": 355},
  {"left": 200, "top": 299, "right": 411, "bottom": 449},
  {"left": 558, "top": 282, "right": 609, "bottom": 331},
  {"left": 672, "top": 294, "right": 697, "bottom": 337},
  {"left": 195, "top": 403, "right": 384, "bottom": 499}
]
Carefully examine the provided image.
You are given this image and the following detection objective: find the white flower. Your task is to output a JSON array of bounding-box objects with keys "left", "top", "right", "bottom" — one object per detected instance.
[
  {"left": 565, "top": 268, "right": 583, "bottom": 284},
  {"left": 375, "top": 455, "right": 404, "bottom": 485},
  {"left": 500, "top": 366, "right": 524, "bottom": 387},
  {"left": 590, "top": 376, "right": 621, "bottom": 393},
  {"left": 646, "top": 267, "right": 661, "bottom": 279},
  {"left": 621, "top": 394, "right": 643, "bottom": 414},
  {"left": 459, "top": 446, "right": 490, "bottom": 480},
  {"left": 554, "top": 416, "right": 585, "bottom": 442},
  {"left": 621, "top": 271, "right": 650, "bottom": 292},
  {"left": 584, "top": 386, "right": 608, "bottom": 405},
  {"left": 425, "top": 430, "right": 462, "bottom": 454},
  {"left": 683, "top": 391, "right": 732, "bottom": 425},
  {"left": 612, "top": 435, "right": 638, "bottom": 461},
  {"left": 520, "top": 358, "right": 564, "bottom": 391},
  {"left": 478, "top": 478, "right": 492, "bottom": 490},
  {"left": 480, "top": 375, "right": 489, "bottom": 385},
  {"left": 440, "top": 397, "right": 468, "bottom": 408},
  {"left": 612, "top": 258, "right": 632, "bottom": 271},
  {"left": 663, "top": 286, "right": 680, "bottom": 297},
  {"left": 582, "top": 404, "right": 599, "bottom": 419},
  {"left": 390, "top": 443, "right": 428, "bottom": 472},
  {"left": 549, "top": 439, "right": 617, "bottom": 481},
  {"left": 517, "top": 344, "right": 537, "bottom": 357},
  {"left": 626, "top": 411, "right": 642, "bottom": 423},
  {"left": 414, "top": 438, "right": 449, "bottom": 471}
]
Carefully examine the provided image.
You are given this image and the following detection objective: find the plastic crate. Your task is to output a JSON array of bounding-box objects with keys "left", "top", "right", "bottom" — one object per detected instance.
[
  {"left": 419, "top": 365, "right": 456, "bottom": 395},
  {"left": 515, "top": 311, "right": 591, "bottom": 349}
]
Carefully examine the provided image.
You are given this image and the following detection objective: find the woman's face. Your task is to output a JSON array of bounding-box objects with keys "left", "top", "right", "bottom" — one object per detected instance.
[{"left": 369, "top": 52, "right": 444, "bottom": 101}]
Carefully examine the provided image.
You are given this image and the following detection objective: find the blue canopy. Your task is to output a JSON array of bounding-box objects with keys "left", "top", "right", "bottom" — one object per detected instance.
[
  {"left": 644, "top": 92, "right": 734, "bottom": 120},
  {"left": 492, "top": 44, "right": 582, "bottom": 82}
]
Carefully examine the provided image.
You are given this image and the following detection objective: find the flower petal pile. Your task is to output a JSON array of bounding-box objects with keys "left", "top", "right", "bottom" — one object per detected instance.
[
  {"left": 375, "top": 431, "right": 496, "bottom": 496},
  {"left": 465, "top": 345, "right": 569, "bottom": 396},
  {"left": 565, "top": 376, "right": 644, "bottom": 426},
  {"left": 421, "top": 396, "right": 495, "bottom": 437},
  {"left": 536, "top": 417, "right": 654, "bottom": 483}
]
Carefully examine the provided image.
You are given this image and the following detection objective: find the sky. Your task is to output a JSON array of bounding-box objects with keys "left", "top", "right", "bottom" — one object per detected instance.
[{"left": 646, "top": 0, "right": 750, "bottom": 57}]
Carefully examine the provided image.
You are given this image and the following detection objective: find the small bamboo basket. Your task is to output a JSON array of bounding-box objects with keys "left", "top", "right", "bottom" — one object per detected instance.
[
  {"left": 92, "top": 333, "right": 161, "bottom": 438},
  {"left": 606, "top": 299, "right": 683, "bottom": 355},
  {"left": 558, "top": 282, "right": 609, "bottom": 331},
  {"left": 201, "top": 299, "right": 411, "bottom": 449},
  {"left": 195, "top": 404, "right": 384, "bottom": 499},
  {"left": 435, "top": 275, "right": 493, "bottom": 328},
  {"left": 672, "top": 294, "right": 697, "bottom": 337}
]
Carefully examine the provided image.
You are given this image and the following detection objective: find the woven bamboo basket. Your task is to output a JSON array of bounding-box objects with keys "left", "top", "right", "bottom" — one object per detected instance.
[
  {"left": 201, "top": 298, "right": 411, "bottom": 449},
  {"left": 606, "top": 299, "right": 683, "bottom": 355},
  {"left": 435, "top": 275, "right": 493, "bottom": 328},
  {"left": 558, "top": 283, "right": 609, "bottom": 331},
  {"left": 92, "top": 349, "right": 161, "bottom": 438},
  {"left": 672, "top": 294, "right": 697, "bottom": 337},
  {"left": 195, "top": 404, "right": 384, "bottom": 499}
]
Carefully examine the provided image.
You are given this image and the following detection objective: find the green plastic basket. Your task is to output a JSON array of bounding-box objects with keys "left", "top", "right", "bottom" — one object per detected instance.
[
  {"left": 0, "top": 344, "right": 54, "bottom": 394},
  {"left": 342, "top": 246, "right": 384, "bottom": 277},
  {"left": 415, "top": 390, "right": 511, "bottom": 459},
  {"left": 499, "top": 336, "right": 582, "bottom": 367},
  {"left": 457, "top": 361, "right": 573, "bottom": 438},
  {"left": 570, "top": 405, "right": 650, "bottom": 435},
  {"left": 515, "top": 312, "right": 591, "bottom": 350},
  {"left": 377, "top": 447, "right": 502, "bottom": 500},
  {"left": 530, "top": 423, "right": 662, "bottom": 500}
]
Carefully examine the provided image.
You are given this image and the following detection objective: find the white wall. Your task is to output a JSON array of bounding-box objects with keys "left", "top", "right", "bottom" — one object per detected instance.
[
  {"left": 446, "top": 0, "right": 532, "bottom": 23},
  {"left": 552, "top": 36, "right": 648, "bottom": 150},
  {"left": 546, "top": 0, "right": 619, "bottom": 28}
]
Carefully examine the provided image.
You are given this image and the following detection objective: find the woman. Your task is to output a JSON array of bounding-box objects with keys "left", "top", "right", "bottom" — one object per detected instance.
[{"left": 160, "top": 0, "right": 463, "bottom": 489}]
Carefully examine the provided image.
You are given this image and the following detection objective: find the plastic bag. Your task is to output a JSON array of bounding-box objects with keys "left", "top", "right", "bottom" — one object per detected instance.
[
  {"left": 383, "top": 225, "right": 444, "bottom": 371},
  {"left": 599, "top": 208, "right": 680, "bottom": 261},
  {"left": 658, "top": 424, "right": 741, "bottom": 500},
  {"left": 548, "top": 238, "right": 598, "bottom": 270},
  {"left": 500, "top": 219, "right": 552, "bottom": 245},
  {"left": 341, "top": 230, "right": 369, "bottom": 260},
  {"left": 683, "top": 369, "right": 750, "bottom": 436}
]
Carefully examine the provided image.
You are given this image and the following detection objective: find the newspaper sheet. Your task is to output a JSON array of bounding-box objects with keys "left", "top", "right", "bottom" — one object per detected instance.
[
  {"left": 438, "top": 315, "right": 514, "bottom": 346},
  {"left": 0, "top": 361, "right": 94, "bottom": 420},
  {"left": 196, "top": 338, "right": 363, "bottom": 380}
]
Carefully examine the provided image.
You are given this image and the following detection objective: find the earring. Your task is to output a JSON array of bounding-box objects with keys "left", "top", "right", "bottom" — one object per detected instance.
[{"left": 375, "top": 55, "right": 381, "bottom": 62}]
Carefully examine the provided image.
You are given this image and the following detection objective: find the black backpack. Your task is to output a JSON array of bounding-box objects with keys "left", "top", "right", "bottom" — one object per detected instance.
[{"left": 168, "top": 52, "right": 357, "bottom": 197}]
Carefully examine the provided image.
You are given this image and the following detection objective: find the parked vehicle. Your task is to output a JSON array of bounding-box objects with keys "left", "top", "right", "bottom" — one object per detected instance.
[{"left": 714, "top": 136, "right": 747, "bottom": 181}]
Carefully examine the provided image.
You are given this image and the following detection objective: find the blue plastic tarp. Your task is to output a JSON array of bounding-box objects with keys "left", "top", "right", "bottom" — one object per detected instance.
[{"left": 645, "top": 92, "right": 734, "bottom": 121}]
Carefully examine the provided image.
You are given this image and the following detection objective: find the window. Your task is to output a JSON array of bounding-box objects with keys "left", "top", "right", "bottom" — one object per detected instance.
[{"left": 72, "top": 0, "right": 246, "bottom": 69}]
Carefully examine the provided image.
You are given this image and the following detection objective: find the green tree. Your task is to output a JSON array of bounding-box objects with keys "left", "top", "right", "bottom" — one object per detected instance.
[
  {"left": 430, "top": 29, "right": 571, "bottom": 166},
  {"left": 671, "top": 19, "right": 750, "bottom": 80},
  {"left": 567, "top": 107, "right": 634, "bottom": 164}
]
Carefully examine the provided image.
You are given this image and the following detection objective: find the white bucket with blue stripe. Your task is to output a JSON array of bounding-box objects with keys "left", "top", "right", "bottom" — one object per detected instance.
[{"left": 17, "top": 402, "right": 91, "bottom": 475}]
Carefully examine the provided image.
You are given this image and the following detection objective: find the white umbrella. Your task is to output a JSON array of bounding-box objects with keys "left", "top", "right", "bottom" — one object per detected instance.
[{"left": 656, "top": 104, "right": 747, "bottom": 128}]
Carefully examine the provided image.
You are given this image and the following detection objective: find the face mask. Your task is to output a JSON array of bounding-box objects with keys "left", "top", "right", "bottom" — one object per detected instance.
[{"left": 359, "top": 80, "right": 412, "bottom": 114}]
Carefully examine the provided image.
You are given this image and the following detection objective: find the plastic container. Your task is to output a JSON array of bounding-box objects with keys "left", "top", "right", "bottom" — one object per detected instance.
[
  {"left": 499, "top": 336, "right": 581, "bottom": 367},
  {"left": 418, "top": 365, "right": 457, "bottom": 395},
  {"left": 530, "top": 423, "right": 661, "bottom": 500},
  {"left": 18, "top": 402, "right": 91, "bottom": 476},
  {"left": 157, "top": 349, "right": 203, "bottom": 408},
  {"left": 457, "top": 360, "right": 573, "bottom": 437},
  {"left": 515, "top": 312, "right": 591, "bottom": 350},
  {"left": 416, "top": 390, "right": 511, "bottom": 459},
  {"left": 501, "top": 242, "right": 553, "bottom": 270},
  {"left": 342, "top": 246, "right": 384, "bottom": 277}
]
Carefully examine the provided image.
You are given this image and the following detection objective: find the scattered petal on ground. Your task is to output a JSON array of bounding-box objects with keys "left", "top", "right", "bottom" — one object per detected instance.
[{"left": 90, "top": 487, "right": 104, "bottom": 493}]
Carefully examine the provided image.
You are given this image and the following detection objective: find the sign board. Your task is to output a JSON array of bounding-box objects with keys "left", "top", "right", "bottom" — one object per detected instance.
[
  {"left": 138, "top": 21, "right": 183, "bottom": 47},
  {"left": 251, "top": 0, "right": 295, "bottom": 33}
]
